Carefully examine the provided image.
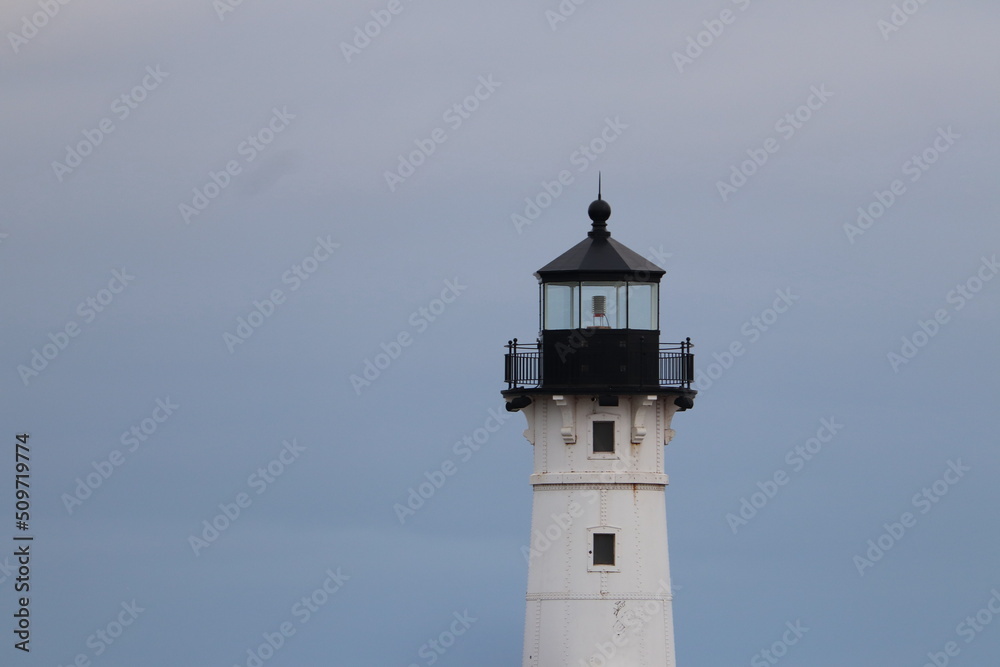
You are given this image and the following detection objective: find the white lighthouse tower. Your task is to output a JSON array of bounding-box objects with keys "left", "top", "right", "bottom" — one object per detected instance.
[{"left": 503, "top": 194, "right": 695, "bottom": 667}]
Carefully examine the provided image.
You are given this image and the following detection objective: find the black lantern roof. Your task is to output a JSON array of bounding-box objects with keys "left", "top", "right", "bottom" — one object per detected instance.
[{"left": 535, "top": 196, "right": 665, "bottom": 283}]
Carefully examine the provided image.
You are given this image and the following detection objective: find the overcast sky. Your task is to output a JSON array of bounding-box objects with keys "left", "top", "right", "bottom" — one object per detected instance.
[{"left": 2, "top": 1, "right": 999, "bottom": 665}]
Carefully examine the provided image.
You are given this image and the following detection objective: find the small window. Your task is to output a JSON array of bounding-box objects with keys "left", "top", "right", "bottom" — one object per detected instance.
[
  {"left": 593, "top": 533, "right": 615, "bottom": 566},
  {"left": 593, "top": 421, "right": 615, "bottom": 453},
  {"left": 588, "top": 527, "right": 620, "bottom": 572}
]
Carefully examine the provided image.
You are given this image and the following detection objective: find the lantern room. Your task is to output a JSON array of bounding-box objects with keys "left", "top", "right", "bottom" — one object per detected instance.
[{"left": 504, "top": 194, "right": 694, "bottom": 395}]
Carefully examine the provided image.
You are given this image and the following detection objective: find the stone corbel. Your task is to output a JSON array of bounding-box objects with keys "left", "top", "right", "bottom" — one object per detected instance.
[
  {"left": 519, "top": 402, "right": 536, "bottom": 445},
  {"left": 552, "top": 395, "right": 576, "bottom": 444},
  {"left": 631, "top": 395, "right": 658, "bottom": 444}
]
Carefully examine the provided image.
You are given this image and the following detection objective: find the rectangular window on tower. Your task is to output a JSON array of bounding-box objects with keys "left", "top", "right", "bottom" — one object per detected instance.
[
  {"left": 593, "top": 533, "right": 615, "bottom": 566},
  {"left": 592, "top": 421, "right": 615, "bottom": 453}
]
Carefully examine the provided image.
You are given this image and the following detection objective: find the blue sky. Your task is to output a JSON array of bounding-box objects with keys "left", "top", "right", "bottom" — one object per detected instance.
[{"left": 2, "top": 1, "right": 999, "bottom": 665}]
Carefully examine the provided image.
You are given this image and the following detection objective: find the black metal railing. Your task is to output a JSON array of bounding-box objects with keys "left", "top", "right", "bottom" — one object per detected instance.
[
  {"left": 659, "top": 338, "right": 695, "bottom": 389},
  {"left": 504, "top": 338, "right": 541, "bottom": 388},
  {"left": 504, "top": 336, "right": 694, "bottom": 389}
]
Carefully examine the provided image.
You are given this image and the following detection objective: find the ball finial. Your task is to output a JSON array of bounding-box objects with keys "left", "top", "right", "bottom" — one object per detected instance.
[
  {"left": 588, "top": 198, "right": 611, "bottom": 224},
  {"left": 587, "top": 174, "right": 611, "bottom": 237}
]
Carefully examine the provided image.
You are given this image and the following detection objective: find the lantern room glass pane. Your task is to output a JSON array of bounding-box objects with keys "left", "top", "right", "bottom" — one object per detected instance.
[
  {"left": 627, "top": 283, "right": 658, "bottom": 330},
  {"left": 544, "top": 283, "right": 578, "bottom": 329},
  {"left": 581, "top": 282, "right": 625, "bottom": 329}
]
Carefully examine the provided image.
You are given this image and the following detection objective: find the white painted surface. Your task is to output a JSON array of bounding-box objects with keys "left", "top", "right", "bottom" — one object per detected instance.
[{"left": 517, "top": 394, "right": 682, "bottom": 667}]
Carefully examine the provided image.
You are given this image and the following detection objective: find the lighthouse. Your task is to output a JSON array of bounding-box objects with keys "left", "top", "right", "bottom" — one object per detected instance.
[{"left": 503, "top": 192, "right": 695, "bottom": 666}]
